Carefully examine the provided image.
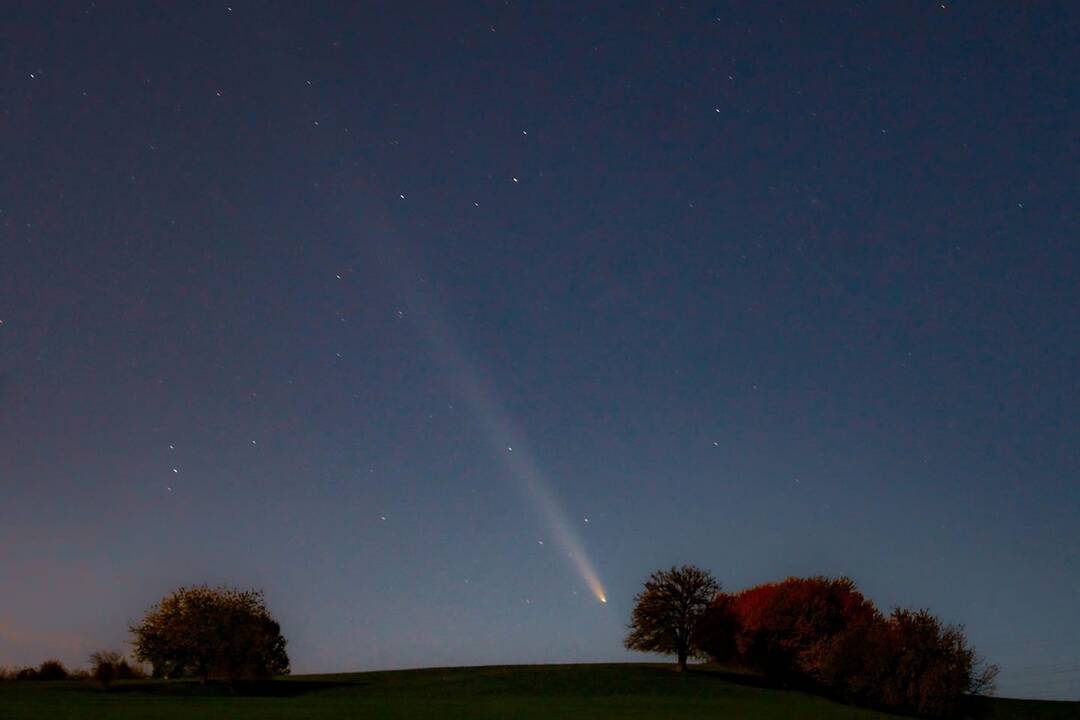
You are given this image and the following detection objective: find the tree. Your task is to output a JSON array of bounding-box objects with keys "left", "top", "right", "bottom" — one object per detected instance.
[
  {"left": 865, "top": 608, "right": 999, "bottom": 718},
  {"left": 130, "top": 585, "right": 290, "bottom": 684},
  {"left": 89, "top": 650, "right": 143, "bottom": 687},
  {"left": 14, "top": 667, "right": 38, "bottom": 681},
  {"left": 36, "top": 659, "right": 69, "bottom": 681},
  {"left": 699, "top": 575, "right": 999, "bottom": 718},
  {"left": 625, "top": 565, "right": 720, "bottom": 672},
  {"left": 89, "top": 650, "right": 121, "bottom": 687},
  {"left": 720, "top": 576, "right": 880, "bottom": 684}
]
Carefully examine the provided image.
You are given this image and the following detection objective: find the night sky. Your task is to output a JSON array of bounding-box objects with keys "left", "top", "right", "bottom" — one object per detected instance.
[{"left": 2, "top": 1, "right": 1078, "bottom": 701}]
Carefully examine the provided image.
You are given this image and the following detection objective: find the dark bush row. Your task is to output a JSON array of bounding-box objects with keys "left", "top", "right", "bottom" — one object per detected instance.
[
  {"left": 0, "top": 659, "right": 73, "bottom": 681},
  {"left": 0, "top": 653, "right": 146, "bottom": 684}
]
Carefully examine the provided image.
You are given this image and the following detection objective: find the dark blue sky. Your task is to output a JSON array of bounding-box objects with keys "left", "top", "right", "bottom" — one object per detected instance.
[{"left": 2, "top": 1, "right": 1078, "bottom": 700}]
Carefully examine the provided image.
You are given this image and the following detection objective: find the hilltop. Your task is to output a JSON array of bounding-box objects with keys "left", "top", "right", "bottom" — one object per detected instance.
[{"left": 1, "top": 663, "right": 1075, "bottom": 719}]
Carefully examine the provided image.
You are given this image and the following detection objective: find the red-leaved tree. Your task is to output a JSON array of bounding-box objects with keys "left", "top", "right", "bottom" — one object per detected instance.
[{"left": 699, "top": 576, "right": 998, "bottom": 718}]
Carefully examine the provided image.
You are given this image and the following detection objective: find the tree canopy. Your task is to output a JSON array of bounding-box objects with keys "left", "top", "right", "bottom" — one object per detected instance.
[
  {"left": 129, "top": 585, "right": 289, "bottom": 684},
  {"left": 624, "top": 565, "right": 720, "bottom": 671},
  {"left": 698, "top": 576, "right": 998, "bottom": 718}
]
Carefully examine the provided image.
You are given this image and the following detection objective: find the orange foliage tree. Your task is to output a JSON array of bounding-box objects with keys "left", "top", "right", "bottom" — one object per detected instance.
[{"left": 699, "top": 576, "right": 997, "bottom": 718}]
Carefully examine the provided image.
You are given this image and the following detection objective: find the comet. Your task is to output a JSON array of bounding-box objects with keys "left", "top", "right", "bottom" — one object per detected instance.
[
  {"left": 377, "top": 240, "right": 608, "bottom": 604},
  {"left": 450, "top": 359, "right": 608, "bottom": 604}
]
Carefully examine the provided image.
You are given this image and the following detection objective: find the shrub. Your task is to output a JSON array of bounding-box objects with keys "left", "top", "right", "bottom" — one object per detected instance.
[
  {"left": 700, "top": 576, "right": 997, "bottom": 718},
  {"left": 36, "top": 659, "right": 69, "bottom": 681},
  {"left": 698, "top": 592, "right": 739, "bottom": 663},
  {"left": 860, "top": 608, "right": 998, "bottom": 718},
  {"left": 90, "top": 650, "right": 148, "bottom": 685},
  {"left": 717, "top": 576, "right": 878, "bottom": 684},
  {"left": 116, "top": 658, "right": 147, "bottom": 680},
  {"left": 14, "top": 667, "right": 39, "bottom": 681},
  {"left": 89, "top": 650, "right": 122, "bottom": 687}
]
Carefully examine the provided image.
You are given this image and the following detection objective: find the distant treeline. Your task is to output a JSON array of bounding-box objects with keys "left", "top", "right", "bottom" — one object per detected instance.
[{"left": 0, "top": 653, "right": 146, "bottom": 685}]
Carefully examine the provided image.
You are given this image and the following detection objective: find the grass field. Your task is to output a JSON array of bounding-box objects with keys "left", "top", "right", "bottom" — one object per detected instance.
[{"left": 1, "top": 663, "right": 1076, "bottom": 720}]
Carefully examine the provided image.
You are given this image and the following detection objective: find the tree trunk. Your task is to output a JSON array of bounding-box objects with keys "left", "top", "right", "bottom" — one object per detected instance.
[{"left": 676, "top": 648, "right": 688, "bottom": 672}]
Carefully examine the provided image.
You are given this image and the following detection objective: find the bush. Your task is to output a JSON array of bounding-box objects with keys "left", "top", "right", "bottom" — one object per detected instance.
[
  {"left": 36, "top": 659, "right": 69, "bottom": 681},
  {"left": 856, "top": 609, "right": 998, "bottom": 718},
  {"left": 116, "top": 658, "right": 146, "bottom": 680},
  {"left": 89, "top": 650, "right": 121, "bottom": 687},
  {"left": 14, "top": 667, "right": 39, "bottom": 681},
  {"left": 700, "top": 576, "right": 997, "bottom": 718},
  {"left": 89, "top": 650, "right": 147, "bottom": 686},
  {"left": 716, "top": 576, "right": 879, "bottom": 684},
  {"left": 698, "top": 592, "right": 739, "bottom": 663}
]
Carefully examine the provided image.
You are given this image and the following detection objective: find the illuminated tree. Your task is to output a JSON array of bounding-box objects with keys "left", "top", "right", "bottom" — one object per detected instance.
[
  {"left": 723, "top": 576, "right": 880, "bottom": 682},
  {"left": 700, "top": 575, "right": 999, "bottom": 718},
  {"left": 625, "top": 565, "right": 720, "bottom": 672},
  {"left": 130, "top": 585, "right": 289, "bottom": 684}
]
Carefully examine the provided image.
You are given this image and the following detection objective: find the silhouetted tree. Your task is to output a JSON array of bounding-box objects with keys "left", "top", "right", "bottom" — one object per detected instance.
[
  {"left": 14, "top": 667, "right": 38, "bottom": 681},
  {"left": 130, "top": 585, "right": 290, "bottom": 684},
  {"left": 89, "top": 651, "right": 119, "bottom": 687},
  {"left": 865, "top": 608, "right": 999, "bottom": 718},
  {"left": 625, "top": 565, "right": 720, "bottom": 672},
  {"left": 88, "top": 650, "right": 143, "bottom": 687},
  {"left": 698, "top": 591, "right": 739, "bottom": 664},
  {"left": 36, "top": 659, "right": 69, "bottom": 681}
]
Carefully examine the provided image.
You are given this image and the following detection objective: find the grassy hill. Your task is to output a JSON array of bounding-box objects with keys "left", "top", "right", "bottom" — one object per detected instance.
[{"left": 1, "top": 663, "right": 1075, "bottom": 720}]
